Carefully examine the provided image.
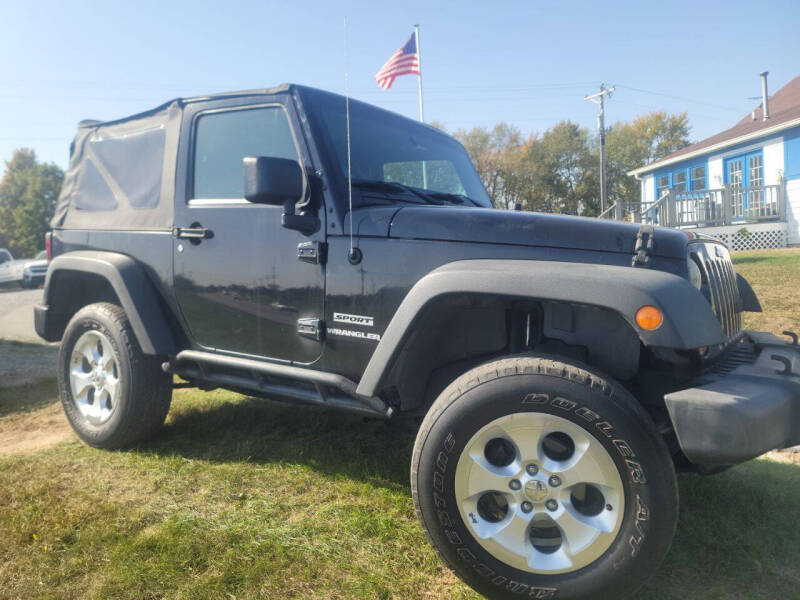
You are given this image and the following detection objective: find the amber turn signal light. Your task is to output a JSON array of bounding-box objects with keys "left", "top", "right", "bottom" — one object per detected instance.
[{"left": 635, "top": 305, "right": 663, "bottom": 330}]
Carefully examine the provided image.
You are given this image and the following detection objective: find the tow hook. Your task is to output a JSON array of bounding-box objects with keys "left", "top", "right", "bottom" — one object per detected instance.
[
  {"left": 783, "top": 331, "right": 799, "bottom": 346},
  {"left": 772, "top": 355, "right": 793, "bottom": 375}
]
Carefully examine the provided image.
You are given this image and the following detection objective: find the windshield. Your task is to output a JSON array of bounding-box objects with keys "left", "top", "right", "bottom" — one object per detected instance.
[{"left": 300, "top": 88, "right": 492, "bottom": 208}]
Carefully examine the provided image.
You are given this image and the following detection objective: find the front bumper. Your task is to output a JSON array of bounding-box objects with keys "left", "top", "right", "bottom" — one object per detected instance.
[
  {"left": 24, "top": 272, "right": 45, "bottom": 285},
  {"left": 665, "top": 331, "right": 800, "bottom": 466}
]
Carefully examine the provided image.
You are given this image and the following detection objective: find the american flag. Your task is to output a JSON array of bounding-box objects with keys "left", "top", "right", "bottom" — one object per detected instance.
[{"left": 374, "top": 32, "right": 420, "bottom": 90}]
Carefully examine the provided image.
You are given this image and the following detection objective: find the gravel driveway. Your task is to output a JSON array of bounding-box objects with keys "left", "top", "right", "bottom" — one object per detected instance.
[
  {"left": 0, "top": 287, "right": 58, "bottom": 385},
  {"left": 0, "top": 287, "right": 44, "bottom": 343}
]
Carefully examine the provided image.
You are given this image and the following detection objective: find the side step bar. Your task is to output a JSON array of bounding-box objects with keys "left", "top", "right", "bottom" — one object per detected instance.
[{"left": 164, "top": 350, "right": 393, "bottom": 419}]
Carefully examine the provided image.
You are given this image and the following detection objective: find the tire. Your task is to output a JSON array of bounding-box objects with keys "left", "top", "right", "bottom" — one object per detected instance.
[
  {"left": 58, "top": 302, "right": 172, "bottom": 449},
  {"left": 411, "top": 356, "right": 678, "bottom": 600}
]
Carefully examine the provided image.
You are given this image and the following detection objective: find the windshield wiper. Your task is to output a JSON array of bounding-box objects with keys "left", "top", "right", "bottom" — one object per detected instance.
[
  {"left": 351, "top": 180, "right": 444, "bottom": 205},
  {"left": 425, "top": 191, "right": 481, "bottom": 207}
]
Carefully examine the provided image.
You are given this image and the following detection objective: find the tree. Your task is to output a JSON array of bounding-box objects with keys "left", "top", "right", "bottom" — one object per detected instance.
[
  {"left": 522, "top": 121, "right": 599, "bottom": 215},
  {"left": 453, "top": 123, "right": 530, "bottom": 208},
  {"left": 605, "top": 112, "right": 691, "bottom": 209},
  {"left": 0, "top": 149, "right": 63, "bottom": 256},
  {"left": 452, "top": 112, "right": 690, "bottom": 217}
]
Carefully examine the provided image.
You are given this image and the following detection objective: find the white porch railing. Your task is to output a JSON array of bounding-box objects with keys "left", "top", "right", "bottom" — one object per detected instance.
[{"left": 610, "top": 184, "right": 785, "bottom": 228}]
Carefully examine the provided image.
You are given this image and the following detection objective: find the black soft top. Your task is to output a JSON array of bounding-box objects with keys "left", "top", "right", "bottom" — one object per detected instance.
[{"left": 52, "top": 84, "right": 293, "bottom": 230}]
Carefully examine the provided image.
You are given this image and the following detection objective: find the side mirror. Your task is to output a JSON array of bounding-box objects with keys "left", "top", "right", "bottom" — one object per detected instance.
[
  {"left": 243, "top": 156, "right": 303, "bottom": 205},
  {"left": 243, "top": 156, "right": 318, "bottom": 234}
]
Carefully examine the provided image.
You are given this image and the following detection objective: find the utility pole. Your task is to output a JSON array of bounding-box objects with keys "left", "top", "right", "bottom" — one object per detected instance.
[{"left": 584, "top": 83, "right": 615, "bottom": 217}]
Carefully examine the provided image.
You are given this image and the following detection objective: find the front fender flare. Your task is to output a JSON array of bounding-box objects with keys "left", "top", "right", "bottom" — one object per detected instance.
[
  {"left": 40, "top": 251, "right": 177, "bottom": 355},
  {"left": 356, "top": 259, "right": 725, "bottom": 397}
]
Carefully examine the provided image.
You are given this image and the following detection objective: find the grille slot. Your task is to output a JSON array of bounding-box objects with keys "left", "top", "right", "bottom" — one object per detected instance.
[
  {"left": 691, "top": 243, "right": 742, "bottom": 340},
  {"left": 712, "top": 340, "right": 756, "bottom": 375}
]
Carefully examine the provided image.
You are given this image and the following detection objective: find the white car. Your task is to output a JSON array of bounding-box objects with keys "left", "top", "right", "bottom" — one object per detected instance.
[
  {"left": 22, "top": 251, "right": 48, "bottom": 288},
  {"left": 0, "top": 248, "right": 47, "bottom": 287}
]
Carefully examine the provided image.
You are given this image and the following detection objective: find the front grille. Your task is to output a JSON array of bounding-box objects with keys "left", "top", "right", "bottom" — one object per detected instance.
[
  {"left": 711, "top": 338, "right": 756, "bottom": 374},
  {"left": 690, "top": 243, "right": 742, "bottom": 339}
]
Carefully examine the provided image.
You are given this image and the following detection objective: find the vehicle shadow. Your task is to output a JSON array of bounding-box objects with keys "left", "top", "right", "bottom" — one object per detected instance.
[
  {"left": 135, "top": 394, "right": 417, "bottom": 491},
  {"left": 135, "top": 394, "right": 800, "bottom": 599},
  {"left": 641, "top": 457, "right": 800, "bottom": 599}
]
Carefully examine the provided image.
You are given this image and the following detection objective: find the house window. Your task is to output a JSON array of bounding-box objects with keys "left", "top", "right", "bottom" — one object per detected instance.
[
  {"left": 673, "top": 171, "right": 687, "bottom": 193},
  {"left": 656, "top": 174, "right": 670, "bottom": 198},
  {"left": 748, "top": 154, "right": 763, "bottom": 188},
  {"left": 690, "top": 166, "right": 707, "bottom": 190}
]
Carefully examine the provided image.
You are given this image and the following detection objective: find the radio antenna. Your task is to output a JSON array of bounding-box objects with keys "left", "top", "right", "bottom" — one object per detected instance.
[{"left": 344, "top": 16, "right": 357, "bottom": 262}]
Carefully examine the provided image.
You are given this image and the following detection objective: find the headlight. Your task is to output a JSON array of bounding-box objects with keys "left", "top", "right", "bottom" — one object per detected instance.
[{"left": 687, "top": 257, "right": 702, "bottom": 290}]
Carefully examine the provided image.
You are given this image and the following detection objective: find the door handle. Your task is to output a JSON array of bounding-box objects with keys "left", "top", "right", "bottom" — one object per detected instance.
[{"left": 173, "top": 224, "right": 214, "bottom": 242}]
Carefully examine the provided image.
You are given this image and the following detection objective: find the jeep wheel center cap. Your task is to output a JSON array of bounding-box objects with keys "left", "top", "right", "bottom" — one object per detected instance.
[{"left": 524, "top": 479, "right": 548, "bottom": 502}]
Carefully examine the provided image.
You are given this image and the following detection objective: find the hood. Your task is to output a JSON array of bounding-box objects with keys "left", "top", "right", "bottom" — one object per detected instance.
[
  {"left": 385, "top": 206, "right": 689, "bottom": 260},
  {"left": 11, "top": 258, "right": 37, "bottom": 268},
  {"left": 23, "top": 259, "right": 48, "bottom": 270}
]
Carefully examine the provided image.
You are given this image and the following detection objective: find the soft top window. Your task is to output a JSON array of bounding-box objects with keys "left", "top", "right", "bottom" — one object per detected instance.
[{"left": 90, "top": 126, "right": 166, "bottom": 209}]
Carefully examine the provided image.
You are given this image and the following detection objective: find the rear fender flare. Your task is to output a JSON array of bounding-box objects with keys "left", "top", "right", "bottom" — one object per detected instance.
[
  {"left": 356, "top": 259, "right": 724, "bottom": 397},
  {"left": 42, "top": 251, "right": 177, "bottom": 355}
]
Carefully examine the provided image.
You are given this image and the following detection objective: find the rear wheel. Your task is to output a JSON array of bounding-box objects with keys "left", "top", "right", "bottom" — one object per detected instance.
[
  {"left": 58, "top": 302, "right": 172, "bottom": 449},
  {"left": 411, "top": 356, "right": 678, "bottom": 600}
]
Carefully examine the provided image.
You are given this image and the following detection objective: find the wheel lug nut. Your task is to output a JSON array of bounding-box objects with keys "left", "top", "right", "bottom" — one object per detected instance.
[
  {"left": 548, "top": 475, "right": 561, "bottom": 487},
  {"left": 526, "top": 463, "right": 539, "bottom": 476},
  {"left": 521, "top": 501, "right": 533, "bottom": 513},
  {"left": 509, "top": 479, "right": 521, "bottom": 491},
  {"left": 545, "top": 499, "right": 558, "bottom": 511}
]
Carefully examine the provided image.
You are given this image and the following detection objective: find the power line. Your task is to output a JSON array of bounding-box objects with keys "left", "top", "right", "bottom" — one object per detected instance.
[{"left": 615, "top": 84, "right": 745, "bottom": 113}]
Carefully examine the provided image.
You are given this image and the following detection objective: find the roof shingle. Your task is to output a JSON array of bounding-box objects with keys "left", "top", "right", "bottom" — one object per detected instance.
[{"left": 634, "top": 75, "right": 800, "bottom": 173}]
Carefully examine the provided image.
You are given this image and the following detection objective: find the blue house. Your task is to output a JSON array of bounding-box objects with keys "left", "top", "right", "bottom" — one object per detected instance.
[{"left": 627, "top": 73, "right": 800, "bottom": 250}]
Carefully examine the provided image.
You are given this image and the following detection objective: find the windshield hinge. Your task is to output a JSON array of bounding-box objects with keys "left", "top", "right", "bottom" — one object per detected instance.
[
  {"left": 298, "top": 241, "right": 327, "bottom": 265},
  {"left": 297, "top": 318, "right": 325, "bottom": 341},
  {"left": 632, "top": 225, "right": 655, "bottom": 268}
]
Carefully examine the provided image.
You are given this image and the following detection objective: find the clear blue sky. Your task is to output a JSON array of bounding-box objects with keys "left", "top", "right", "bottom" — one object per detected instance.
[{"left": 2, "top": 0, "right": 799, "bottom": 171}]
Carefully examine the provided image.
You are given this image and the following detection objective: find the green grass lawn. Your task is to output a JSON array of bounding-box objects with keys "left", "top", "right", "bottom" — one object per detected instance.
[{"left": 2, "top": 248, "right": 800, "bottom": 600}]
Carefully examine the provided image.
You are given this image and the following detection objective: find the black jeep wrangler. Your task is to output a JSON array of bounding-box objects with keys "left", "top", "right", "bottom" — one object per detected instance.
[{"left": 35, "top": 84, "right": 800, "bottom": 600}]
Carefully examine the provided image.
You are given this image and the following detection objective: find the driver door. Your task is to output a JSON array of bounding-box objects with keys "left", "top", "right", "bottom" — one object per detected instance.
[{"left": 172, "top": 97, "right": 325, "bottom": 364}]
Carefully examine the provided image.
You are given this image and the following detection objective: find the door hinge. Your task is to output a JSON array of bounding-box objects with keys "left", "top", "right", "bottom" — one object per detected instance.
[
  {"left": 298, "top": 241, "right": 327, "bottom": 264},
  {"left": 632, "top": 225, "right": 655, "bottom": 268},
  {"left": 297, "top": 318, "right": 325, "bottom": 341}
]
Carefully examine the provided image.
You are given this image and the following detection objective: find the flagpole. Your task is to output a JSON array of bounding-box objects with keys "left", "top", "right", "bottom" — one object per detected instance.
[{"left": 414, "top": 24, "right": 425, "bottom": 122}]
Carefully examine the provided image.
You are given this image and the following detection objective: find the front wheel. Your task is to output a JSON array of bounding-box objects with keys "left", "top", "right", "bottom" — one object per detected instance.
[{"left": 411, "top": 356, "right": 678, "bottom": 600}]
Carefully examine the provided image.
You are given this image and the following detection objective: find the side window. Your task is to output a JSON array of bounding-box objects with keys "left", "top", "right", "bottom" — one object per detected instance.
[
  {"left": 192, "top": 106, "right": 299, "bottom": 200},
  {"left": 0, "top": 251, "right": 10, "bottom": 265},
  {"left": 656, "top": 174, "right": 670, "bottom": 198},
  {"left": 672, "top": 170, "right": 687, "bottom": 193},
  {"left": 691, "top": 166, "right": 707, "bottom": 191}
]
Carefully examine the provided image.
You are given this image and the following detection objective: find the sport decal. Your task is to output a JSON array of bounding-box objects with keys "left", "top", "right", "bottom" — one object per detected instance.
[{"left": 333, "top": 312, "right": 375, "bottom": 327}]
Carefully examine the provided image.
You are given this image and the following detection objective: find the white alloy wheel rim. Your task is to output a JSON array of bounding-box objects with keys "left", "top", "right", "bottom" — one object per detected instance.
[
  {"left": 69, "top": 330, "right": 120, "bottom": 425},
  {"left": 454, "top": 412, "right": 625, "bottom": 574}
]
